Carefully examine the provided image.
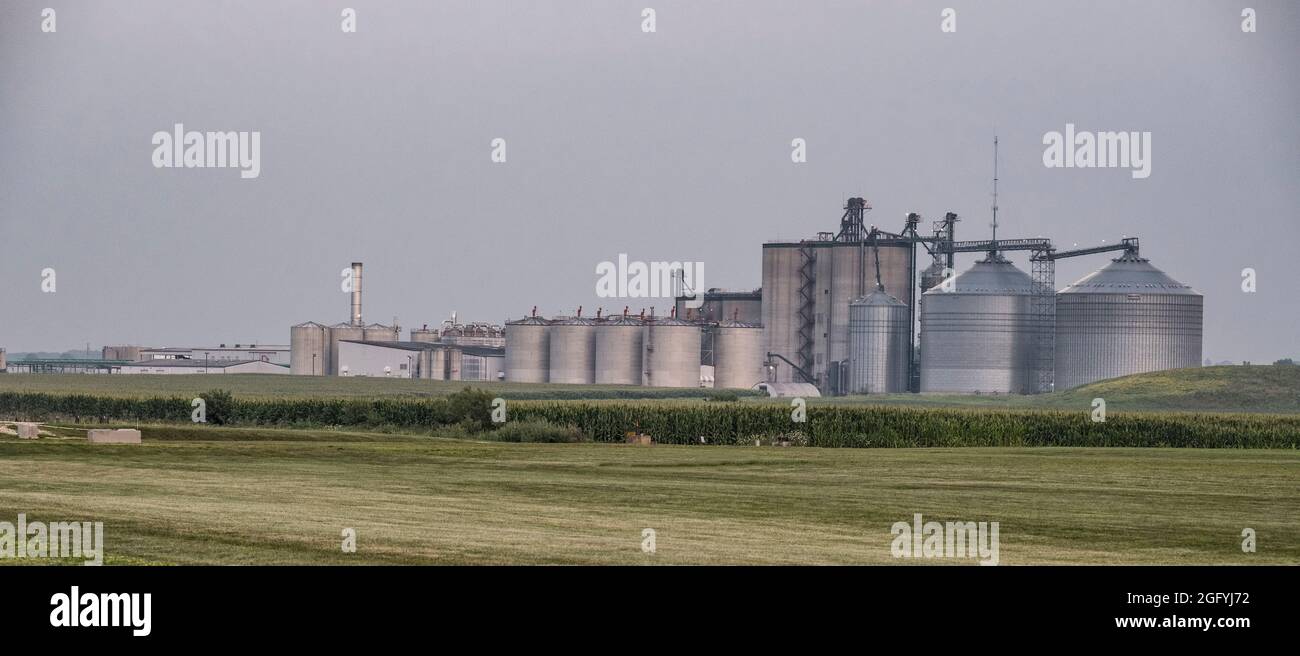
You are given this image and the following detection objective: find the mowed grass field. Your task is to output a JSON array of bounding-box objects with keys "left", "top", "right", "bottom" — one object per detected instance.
[{"left": 1, "top": 425, "right": 1296, "bottom": 565}]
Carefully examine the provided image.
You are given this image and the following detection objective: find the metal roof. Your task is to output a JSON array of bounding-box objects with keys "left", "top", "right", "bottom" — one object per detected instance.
[
  {"left": 1059, "top": 254, "right": 1200, "bottom": 296},
  {"left": 340, "top": 340, "right": 504, "bottom": 357},
  {"left": 850, "top": 289, "right": 907, "bottom": 307},
  {"left": 923, "top": 255, "right": 1035, "bottom": 295},
  {"left": 121, "top": 359, "right": 285, "bottom": 369}
]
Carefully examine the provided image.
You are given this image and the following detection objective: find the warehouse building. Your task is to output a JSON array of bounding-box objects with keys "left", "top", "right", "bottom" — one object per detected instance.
[{"left": 118, "top": 359, "right": 289, "bottom": 375}]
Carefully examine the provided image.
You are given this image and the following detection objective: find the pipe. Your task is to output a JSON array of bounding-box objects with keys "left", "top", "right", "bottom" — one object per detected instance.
[{"left": 350, "top": 262, "right": 363, "bottom": 326}]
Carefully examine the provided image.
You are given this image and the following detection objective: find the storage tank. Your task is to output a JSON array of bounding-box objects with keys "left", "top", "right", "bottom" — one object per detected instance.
[
  {"left": 762, "top": 239, "right": 912, "bottom": 385},
  {"left": 713, "top": 320, "right": 765, "bottom": 390},
  {"left": 1055, "top": 253, "right": 1202, "bottom": 389},
  {"left": 290, "top": 321, "right": 330, "bottom": 376},
  {"left": 547, "top": 318, "right": 597, "bottom": 384},
  {"left": 920, "top": 255, "right": 1043, "bottom": 394},
  {"left": 642, "top": 317, "right": 702, "bottom": 387},
  {"left": 328, "top": 322, "right": 365, "bottom": 375},
  {"left": 594, "top": 316, "right": 643, "bottom": 385},
  {"left": 505, "top": 316, "right": 550, "bottom": 382},
  {"left": 410, "top": 326, "right": 439, "bottom": 343},
  {"left": 364, "top": 323, "right": 400, "bottom": 342},
  {"left": 847, "top": 291, "right": 910, "bottom": 393}
]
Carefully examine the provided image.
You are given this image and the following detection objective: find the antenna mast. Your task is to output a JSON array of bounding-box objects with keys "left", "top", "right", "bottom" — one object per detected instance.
[{"left": 991, "top": 136, "right": 999, "bottom": 252}]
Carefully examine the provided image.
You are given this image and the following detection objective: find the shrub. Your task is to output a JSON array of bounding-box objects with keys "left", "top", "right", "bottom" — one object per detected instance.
[{"left": 488, "top": 419, "right": 586, "bottom": 443}]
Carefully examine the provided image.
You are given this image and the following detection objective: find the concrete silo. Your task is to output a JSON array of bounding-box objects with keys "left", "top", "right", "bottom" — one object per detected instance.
[
  {"left": 847, "top": 291, "right": 910, "bottom": 393},
  {"left": 594, "top": 316, "right": 643, "bottom": 385},
  {"left": 505, "top": 316, "right": 551, "bottom": 383},
  {"left": 713, "top": 321, "right": 765, "bottom": 390},
  {"left": 410, "top": 326, "right": 440, "bottom": 343},
  {"left": 1054, "top": 254, "right": 1202, "bottom": 389},
  {"left": 329, "top": 322, "right": 365, "bottom": 375},
  {"left": 290, "top": 321, "right": 330, "bottom": 376},
  {"left": 762, "top": 238, "right": 913, "bottom": 385},
  {"left": 642, "top": 317, "right": 702, "bottom": 387},
  {"left": 364, "top": 323, "right": 400, "bottom": 342},
  {"left": 548, "top": 317, "right": 598, "bottom": 384},
  {"left": 920, "top": 255, "right": 1044, "bottom": 394}
]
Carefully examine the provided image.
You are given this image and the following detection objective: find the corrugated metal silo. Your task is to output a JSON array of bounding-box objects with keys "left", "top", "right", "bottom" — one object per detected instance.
[
  {"left": 920, "top": 255, "right": 1042, "bottom": 394},
  {"left": 328, "top": 322, "right": 365, "bottom": 375},
  {"left": 713, "top": 320, "right": 765, "bottom": 390},
  {"left": 505, "top": 317, "right": 550, "bottom": 382},
  {"left": 594, "top": 316, "right": 643, "bottom": 385},
  {"left": 1055, "top": 254, "right": 1202, "bottom": 389},
  {"left": 290, "top": 321, "right": 329, "bottom": 375},
  {"left": 847, "top": 291, "right": 910, "bottom": 393},
  {"left": 548, "top": 318, "right": 597, "bottom": 384},
  {"left": 641, "top": 317, "right": 702, "bottom": 387}
]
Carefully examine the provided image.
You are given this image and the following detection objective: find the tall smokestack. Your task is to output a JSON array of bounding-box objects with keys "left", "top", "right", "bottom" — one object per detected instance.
[{"left": 350, "top": 262, "right": 363, "bottom": 326}]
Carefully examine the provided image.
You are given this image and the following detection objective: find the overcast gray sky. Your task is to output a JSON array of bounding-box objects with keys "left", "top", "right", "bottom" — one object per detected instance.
[{"left": 2, "top": 0, "right": 1296, "bottom": 362}]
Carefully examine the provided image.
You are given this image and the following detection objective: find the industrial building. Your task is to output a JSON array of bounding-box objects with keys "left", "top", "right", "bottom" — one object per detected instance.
[
  {"left": 289, "top": 261, "right": 509, "bottom": 379},
  {"left": 292, "top": 180, "right": 1202, "bottom": 395},
  {"left": 118, "top": 359, "right": 289, "bottom": 375},
  {"left": 132, "top": 344, "right": 289, "bottom": 365}
]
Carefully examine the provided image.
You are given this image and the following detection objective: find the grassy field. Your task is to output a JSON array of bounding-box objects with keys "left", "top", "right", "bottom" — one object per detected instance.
[
  {"left": 1, "top": 365, "right": 1295, "bottom": 413},
  {"left": 1, "top": 425, "right": 1296, "bottom": 564}
]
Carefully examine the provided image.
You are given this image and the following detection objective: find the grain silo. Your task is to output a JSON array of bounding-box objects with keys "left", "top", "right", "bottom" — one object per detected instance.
[
  {"left": 713, "top": 320, "right": 765, "bottom": 390},
  {"left": 642, "top": 317, "right": 702, "bottom": 387},
  {"left": 1054, "top": 253, "right": 1202, "bottom": 389},
  {"left": 364, "top": 323, "right": 400, "bottom": 342},
  {"left": 761, "top": 203, "right": 914, "bottom": 386},
  {"left": 847, "top": 291, "right": 910, "bottom": 393},
  {"left": 410, "top": 325, "right": 439, "bottom": 343},
  {"left": 505, "top": 316, "right": 550, "bottom": 382},
  {"left": 290, "top": 321, "right": 330, "bottom": 376},
  {"left": 919, "top": 255, "right": 1042, "bottom": 394},
  {"left": 329, "top": 322, "right": 365, "bottom": 375},
  {"left": 548, "top": 317, "right": 598, "bottom": 384},
  {"left": 594, "top": 315, "right": 643, "bottom": 385}
]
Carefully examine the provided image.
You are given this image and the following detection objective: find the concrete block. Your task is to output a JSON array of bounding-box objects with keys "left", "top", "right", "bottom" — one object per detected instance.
[
  {"left": 87, "top": 429, "right": 142, "bottom": 444},
  {"left": 16, "top": 423, "right": 39, "bottom": 439}
]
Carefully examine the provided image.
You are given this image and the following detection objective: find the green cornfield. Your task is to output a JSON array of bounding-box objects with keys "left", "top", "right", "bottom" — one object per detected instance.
[{"left": 2, "top": 390, "right": 1297, "bottom": 448}]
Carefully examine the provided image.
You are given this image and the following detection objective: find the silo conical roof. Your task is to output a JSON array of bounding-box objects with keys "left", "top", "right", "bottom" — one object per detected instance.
[
  {"left": 1059, "top": 254, "right": 1199, "bottom": 295},
  {"left": 923, "top": 255, "right": 1035, "bottom": 295},
  {"left": 851, "top": 289, "right": 907, "bottom": 307}
]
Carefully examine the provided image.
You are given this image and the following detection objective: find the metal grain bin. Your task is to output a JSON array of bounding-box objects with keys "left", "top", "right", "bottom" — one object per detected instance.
[
  {"left": 547, "top": 317, "right": 597, "bottom": 384},
  {"left": 847, "top": 291, "right": 910, "bottom": 393},
  {"left": 713, "top": 320, "right": 765, "bottom": 390},
  {"left": 1055, "top": 254, "right": 1202, "bottom": 389},
  {"left": 641, "top": 317, "right": 702, "bottom": 387},
  {"left": 919, "top": 255, "right": 1042, "bottom": 394},
  {"left": 594, "top": 316, "right": 643, "bottom": 385},
  {"left": 289, "top": 321, "right": 329, "bottom": 376},
  {"left": 328, "top": 322, "right": 365, "bottom": 375},
  {"left": 504, "top": 316, "right": 550, "bottom": 383}
]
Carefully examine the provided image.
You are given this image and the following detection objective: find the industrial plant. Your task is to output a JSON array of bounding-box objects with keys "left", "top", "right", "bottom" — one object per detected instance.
[
  {"left": 274, "top": 181, "right": 1202, "bottom": 393},
  {"left": 289, "top": 262, "right": 506, "bottom": 380}
]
